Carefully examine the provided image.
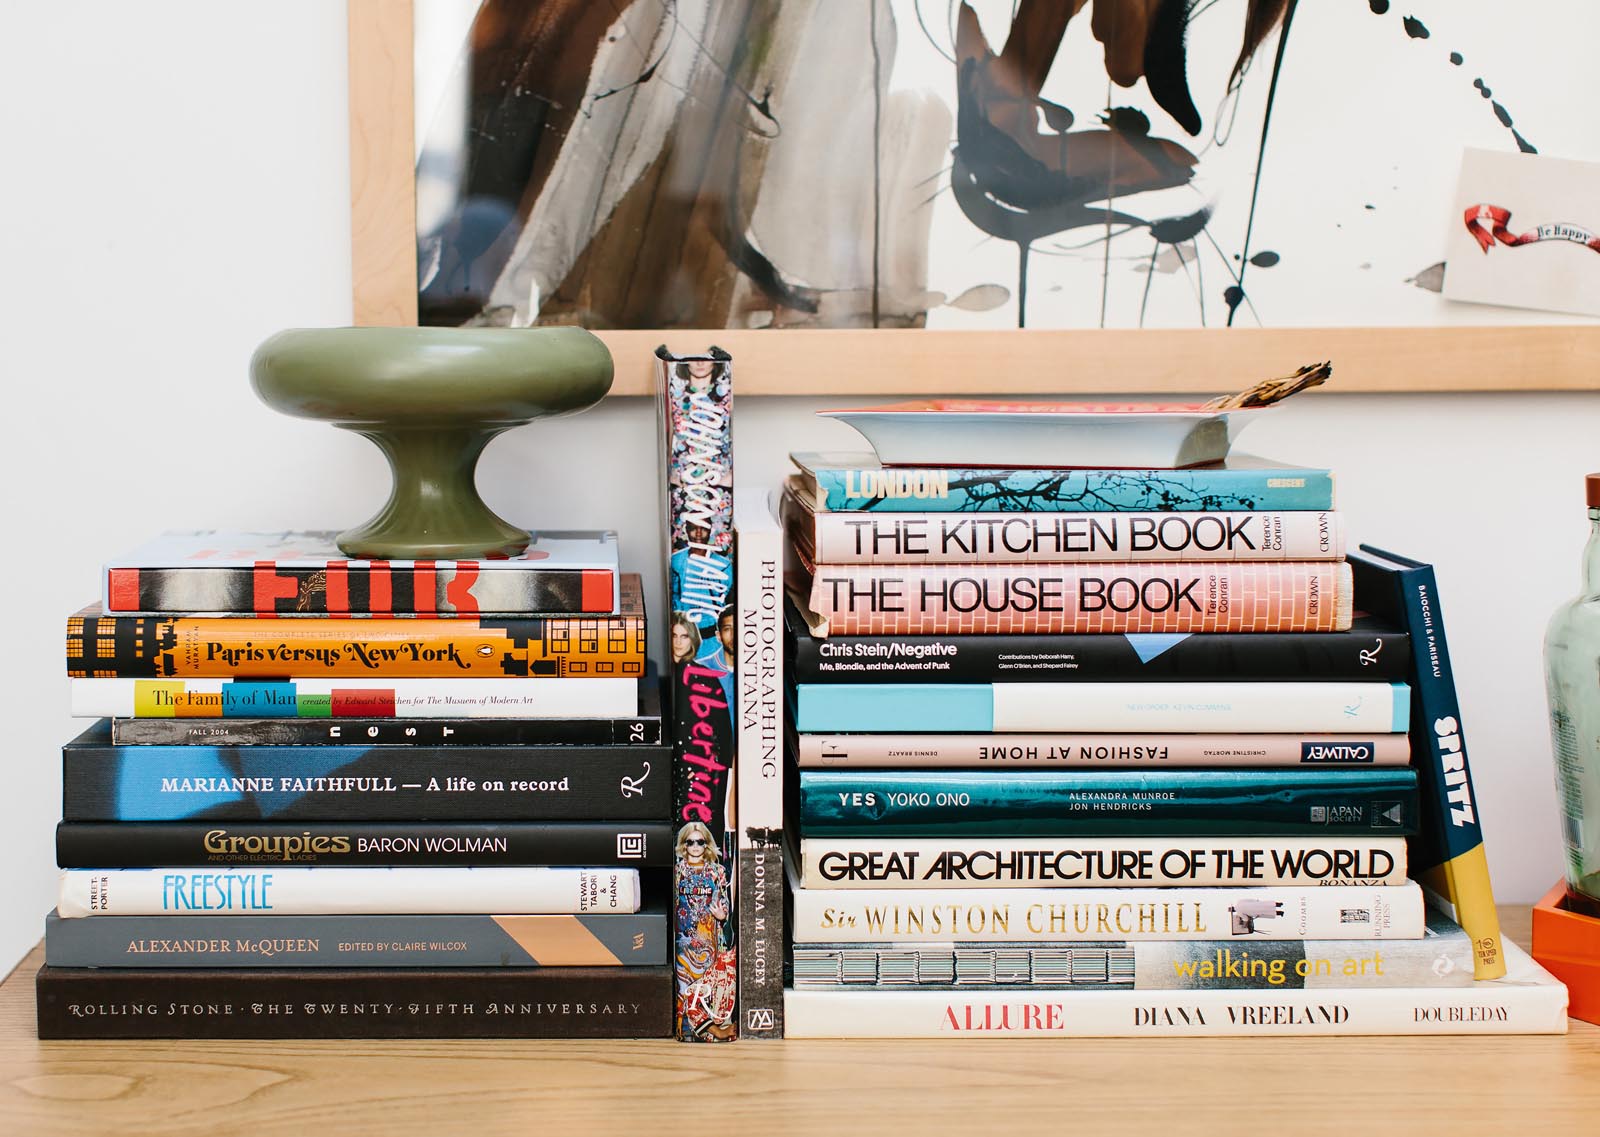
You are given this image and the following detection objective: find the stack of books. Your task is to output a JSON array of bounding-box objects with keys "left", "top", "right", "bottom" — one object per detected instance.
[
  {"left": 41, "top": 530, "right": 673, "bottom": 1039},
  {"left": 777, "top": 446, "right": 1566, "bottom": 1037}
]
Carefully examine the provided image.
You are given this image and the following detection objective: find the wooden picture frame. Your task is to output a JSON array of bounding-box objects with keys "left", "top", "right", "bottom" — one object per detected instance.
[{"left": 347, "top": 0, "right": 1600, "bottom": 396}]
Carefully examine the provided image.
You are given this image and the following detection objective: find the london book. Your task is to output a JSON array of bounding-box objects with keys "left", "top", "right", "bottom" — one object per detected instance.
[
  {"left": 791, "top": 680, "right": 1411, "bottom": 734},
  {"left": 1350, "top": 546, "right": 1506, "bottom": 980},
  {"left": 788, "top": 453, "right": 1336, "bottom": 513},
  {"left": 789, "top": 881, "right": 1427, "bottom": 942},
  {"left": 797, "top": 836, "right": 1409, "bottom": 889},
  {"left": 36, "top": 964, "right": 673, "bottom": 1039},
  {"left": 787, "top": 599, "right": 1408, "bottom": 685},
  {"left": 785, "top": 491, "right": 1344, "bottom": 565},
  {"left": 61, "top": 725, "right": 667, "bottom": 822},
  {"left": 44, "top": 908, "right": 668, "bottom": 968},
  {"left": 70, "top": 675, "right": 637, "bottom": 719},
  {"left": 733, "top": 489, "right": 784, "bottom": 1039},
  {"left": 108, "top": 673, "right": 661, "bottom": 745},
  {"left": 55, "top": 821, "right": 673, "bottom": 868},
  {"left": 781, "top": 942, "right": 1565, "bottom": 1037},
  {"left": 794, "top": 732, "right": 1410, "bottom": 768},
  {"left": 658, "top": 345, "right": 738, "bottom": 1043},
  {"left": 102, "top": 529, "right": 621, "bottom": 616},
  {"left": 56, "top": 866, "right": 642, "bottom": 917},
  {"left": 792, "top": 908, "right": 1472, "bottom": 989},
  {"left": 70, "top": 572, "right": 647, "bottom": 679},
  {"left": 796, "top": 768, "right": 1419, "bottom": 837},
  {"left": 797, "top": 560, "right": 1354, "bottom": 636}
]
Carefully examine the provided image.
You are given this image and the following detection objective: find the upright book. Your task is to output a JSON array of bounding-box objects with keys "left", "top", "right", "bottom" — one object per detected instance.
[
  {"left": 102, "top": 529, "right": 621, "bottom": 616},
  {"left": 658, "top": 346, "right": 737, "bottom": 1042},
  {"left": 734, "top": 488, "right": 784, "bottom": 1039},
  {"left": 1348, "top": 546, "right": 1506, "bottom": 980}
]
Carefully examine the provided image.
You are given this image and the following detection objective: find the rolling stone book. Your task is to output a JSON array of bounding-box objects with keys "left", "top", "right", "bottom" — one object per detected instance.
[
  {"left": 734, "top": 489, "right": 784, "bottom": 1038},
  {"left": 658, "top": 346, "right": 737, "bottom": 1042}
]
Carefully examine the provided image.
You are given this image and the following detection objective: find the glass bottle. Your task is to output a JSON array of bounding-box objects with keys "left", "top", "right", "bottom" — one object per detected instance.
[{"left": 1545, "top": 473, "right": 1600, "bottom": 916}]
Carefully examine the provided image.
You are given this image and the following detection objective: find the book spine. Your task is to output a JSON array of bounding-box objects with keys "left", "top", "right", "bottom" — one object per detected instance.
[
  {"left": 792, "top": 681, "right": 1411, "bottom": 734},
  {"left": 44, "top": 909, "right": 669, "bottom": 968},
  {"left": 734, "top": 490, "right": 785, "bottom": 1039},
  {"left": 797, "top": 769, "right": 1419, "bottom": 837},
  {"left": 801, "top": 506, "right": 1345, "bottom": 564},
  {"left": 810, "top": 466, "right": 1336, "bottom": 513},
  {"left": 70, "top": 676, "right": 637, "bottom": 719},
  {"left": 658, "top": 347, "right": 738, "bottom": 1043},
  {"left": 102, "top": 565, "right": 618, "bottom": 616},
  {"left": 804, "top": 562, "right": 1353, "bottom": 635},
  {"left": 36, "top": 965, "right": 673, "bottom": 1038},
  {"left": 795, "top": 733, "right": 1411, "bottom": 768},
  {"left": 790, "top": 883, "right": 1427, "bottom": 942},
  {"left": 781, "top": 976, "right": 1565, "bottom": 1037},
  {"left": 61, "top": 742, "right": 669, "bottom": 822},
  {"left": 1351, "top": 548, "right": 1506, "bottom": 980},
  {"left": 55, "top": 821, "right": 674, "bottom": 868},
  {"left": 56, "top": 867, "right": 641, "bottom": 917},
  {"left": 109, "top": 708, "right": 663, "bottom": 746},
  {"left": 788, "top": 613, "right": 1410, "bottom": 684},
  {"left": 798, "top": 837, "right": 1409, "bottom": 888},
  {"left": 792, "top": 918, "right": 1474, "bottom": 989},
  {"left": 67, "top": 611, "right": 645, "bottom": 679}
]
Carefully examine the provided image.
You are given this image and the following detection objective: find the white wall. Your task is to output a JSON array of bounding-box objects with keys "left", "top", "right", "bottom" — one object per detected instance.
[{"left": 0, "top": 2, "right": 1595, "bottom": 975}]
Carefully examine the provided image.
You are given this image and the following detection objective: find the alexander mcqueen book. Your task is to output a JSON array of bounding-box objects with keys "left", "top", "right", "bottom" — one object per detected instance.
[
  {"left": 102, "top": 530, "right": 621, "bottom": 616},
  {"left": 658, "top": 346, "right": 737, "bottom": 1043}
]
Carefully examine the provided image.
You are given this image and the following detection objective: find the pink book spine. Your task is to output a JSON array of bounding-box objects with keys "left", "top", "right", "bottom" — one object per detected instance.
[{"left": 806, "top": 561, "right": 1353, "bottom": 635}]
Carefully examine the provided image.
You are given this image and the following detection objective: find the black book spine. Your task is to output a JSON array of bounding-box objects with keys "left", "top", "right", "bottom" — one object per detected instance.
[
  {"left": 36, "top": 965, "right": 672, "bottom": 1038},
  {"left": 61, "top": 740, "right": 670, "bottom": 822},
  {"left": 787, "top": 601, "right": 1409, "bottom": 684},
  {"left": 56, "top": 821, "right": 674, "bottom": 868}
]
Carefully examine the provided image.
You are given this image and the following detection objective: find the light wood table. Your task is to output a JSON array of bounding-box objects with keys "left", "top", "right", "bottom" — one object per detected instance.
[{"left": 1, "top": 907, "right": 1594, "bottom": 1136}]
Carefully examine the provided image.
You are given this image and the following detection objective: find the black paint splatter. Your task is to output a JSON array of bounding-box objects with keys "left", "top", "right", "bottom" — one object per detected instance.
[
  {"left": 1449, "top": 52, "right": 1463, "bottom": 65},
  {"left": 1149, "top": 207, "right": 1212, "bottom": 244},
  {"left": 1514, "top": 130, "right": 1538, "bottom": 154},
  {"left": 1368, "top": 0, "right": 1389, "bottom": 12},
  {"left": 1492, "top": 102, "right": 1513, "bottom": 128},
  {"left": 1250, "top": 251, "right": 1280, "bottom": 268},
  {"left": 1402, "top": 16, "right": 1429, "bottom": 39},
  {"left": 1474, "top": 79, "right": 1491, "bottom": 98},
  {"left": 1224, "top": 285, "right": 1245, "bottom": 316},
  {"left": 1364, "top": 203, "right": 1376, "bottom": 211}
]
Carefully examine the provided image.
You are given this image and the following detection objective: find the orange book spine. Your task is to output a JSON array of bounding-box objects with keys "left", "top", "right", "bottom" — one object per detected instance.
[{"left": 803, "top": 561, "right": 1353, "bottom": 636}]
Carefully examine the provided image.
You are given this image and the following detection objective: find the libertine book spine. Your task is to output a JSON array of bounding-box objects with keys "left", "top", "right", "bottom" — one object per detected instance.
[
  {"left": 36, "top": 965, "right": 672, "bottom": 1038},
  {"left": 659, "top": 346, "right": 738, "bottom": 1042}
]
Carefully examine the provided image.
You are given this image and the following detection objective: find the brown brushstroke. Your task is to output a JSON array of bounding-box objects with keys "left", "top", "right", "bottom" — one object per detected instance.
[
  {"left": 1230, "top": 0, "right": 1289, "bottom": 90},
  {"left": 998, "top": 0, "right": 1087, "bottom": 96},
  {"left": 1092, "top": 0, "right": 1161, "bottom": 87}
]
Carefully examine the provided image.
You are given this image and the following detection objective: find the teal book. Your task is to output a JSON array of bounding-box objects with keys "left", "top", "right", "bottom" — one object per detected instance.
[
  {"left": 797, "top": 769, "right": 1420, "bottom": 836},
  {"left": 790, "top": 453, "right": 1334, "bottom": 513}
]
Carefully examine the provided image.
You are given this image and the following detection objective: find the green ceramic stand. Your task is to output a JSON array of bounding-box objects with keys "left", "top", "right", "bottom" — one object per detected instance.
[{"left": 250, "top": 327, "right": 613, "bottom": 559}]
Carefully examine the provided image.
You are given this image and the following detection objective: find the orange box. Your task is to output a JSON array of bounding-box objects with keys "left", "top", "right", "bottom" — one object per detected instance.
[{"left": 1532, "top": 881, "right": 1600, "bottom": 1026}]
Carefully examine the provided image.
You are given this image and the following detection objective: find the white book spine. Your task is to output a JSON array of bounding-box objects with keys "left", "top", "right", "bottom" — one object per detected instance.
[
  {"left": 734, "top": 489, "right": 787, "bottom": 1038},
  {"left": 56, "top": 867, "right": 640, "bottom": 917},
  {"left": 794, "top": 733, "right": 1412, "bottom": 768},
  {"left": 798, "top": 837, "right": 1410, "bottom": 889},
  {"left": 68, "top": 677, "right": 637, "bottom": 719},
  {"left": 810, "top": 511, "right": 1344, "bottom": 564},
  {"left": 790, "top": 883, "right": 1426, "bottom": 942},
  {"left": 985, "top": 682, "right": 1405, "bottom": 733},
  {"left": 782, "top": 943, "right": 1567, "bottom": 1036}
]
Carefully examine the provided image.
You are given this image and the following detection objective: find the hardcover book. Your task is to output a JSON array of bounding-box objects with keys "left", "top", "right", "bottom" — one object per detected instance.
[
  {"left": 781, "top": 942, "right": 1565, "bottom": 1037},
  {"left": 795, "top": 768, "right": 1419, "bottom": 837},
  {"left": 789, "top": 452, "right": 1335, "bottom": 514},
  {"left": 44, "top": 907, "right": 669, "bottom": 968},
  {"left": 796, "top": 560, "right": 1354, "bottom": 636},
  {"left": 786, "top": 598, "right": 1408, "bottom": 685},
  {"left": 37, "top": 965, "right": 673, "bottom": 1038},
  {"left": 1349, "top": 546, "right": 1506, "bottom": 980},
  {"left": 784, "top": 491, "right": 1344, "bottom": 565},
  {"left": 102, "top": 529, "right": 621, "bottom": 616},
  {"left": 658, "top": 346, "right": 737, "bottom": 1042},
  {"left": 793, "top": 732, "right": 1410, "bottom": 769},
  {"left": 70, "top": 573, "right": 648, "bottom": 679},
  {"left": 733, "top": 489, "right": 784, "bottom": 1039}
]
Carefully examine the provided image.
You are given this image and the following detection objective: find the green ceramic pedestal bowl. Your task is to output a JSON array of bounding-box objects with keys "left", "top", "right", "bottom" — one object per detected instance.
[{"left": 250, "top": 327, "right": 613, "bottom": 559}]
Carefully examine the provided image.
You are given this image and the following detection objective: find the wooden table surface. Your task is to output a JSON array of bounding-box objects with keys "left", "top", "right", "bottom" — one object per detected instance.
[{"left": 1, "top": 907, "right": 1595, "bottom": 1137}]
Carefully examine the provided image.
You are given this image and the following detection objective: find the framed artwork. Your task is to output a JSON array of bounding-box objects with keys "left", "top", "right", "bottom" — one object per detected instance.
[{"left": 349, "top": 0, "right": 1600, "bottom": 393}]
